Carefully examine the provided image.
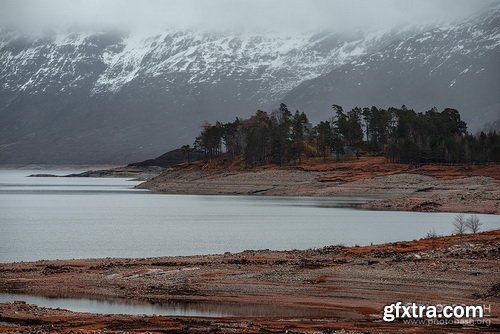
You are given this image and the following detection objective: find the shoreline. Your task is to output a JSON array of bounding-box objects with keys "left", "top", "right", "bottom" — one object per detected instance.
[
  {"left": 137, "top": 158, "right": 500, "bottom": 214},
  {"left": 1, "top": 231, "right": 499, "bottom": 332},
  {"left": 15, "top": 157, "right": 500, "bottom": 214}
]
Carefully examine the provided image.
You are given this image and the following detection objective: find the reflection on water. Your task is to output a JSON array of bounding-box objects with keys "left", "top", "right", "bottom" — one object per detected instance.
[
  {"left": 1, "top": 169, "right": 499, "bottom": 263},
  {"left": 0, "top": 293, "right": 334, "bottom": 317}
]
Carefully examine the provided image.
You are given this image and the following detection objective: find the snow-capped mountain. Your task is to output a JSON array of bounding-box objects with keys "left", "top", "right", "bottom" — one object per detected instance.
[
  {"left": 0, "top": 28, "right": 400, "bottom": 163},
  {"left": 0, "top": 4, "right": 499, "bottom": 164},
  {"left": 283, "top": 4, "right": 500, "bottom": 130},
  {"left": 0, "top": 29, "right": 398, "bottom": 101}
]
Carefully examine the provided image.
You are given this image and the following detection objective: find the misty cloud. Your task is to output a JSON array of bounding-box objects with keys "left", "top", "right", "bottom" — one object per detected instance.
[{"left": 0, "top": 0, "right": 498, "bottom": 33}]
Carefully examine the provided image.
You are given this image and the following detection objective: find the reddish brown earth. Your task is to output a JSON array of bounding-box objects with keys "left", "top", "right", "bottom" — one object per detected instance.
[
  {"left": 1, "top": 231, "right": 499, "bottom": 333},
  {"left": 300, "top": 156, "right": 500, "bottom": 181},
  {"left": 139, "top": 157, "right": 500, "bottom": 214}
]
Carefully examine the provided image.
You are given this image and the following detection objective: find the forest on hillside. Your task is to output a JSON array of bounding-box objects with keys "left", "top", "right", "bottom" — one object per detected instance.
[{"left": 186, "top": 104, "right": 500, "bottom": 165}]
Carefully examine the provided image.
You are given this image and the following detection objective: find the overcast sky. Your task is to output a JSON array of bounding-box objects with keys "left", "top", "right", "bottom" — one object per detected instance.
[{"left": 0, "top": 0, "right": 498, "bottom": 33}]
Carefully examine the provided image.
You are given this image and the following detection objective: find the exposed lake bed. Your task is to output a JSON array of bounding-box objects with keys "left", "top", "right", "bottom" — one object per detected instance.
[
  {"left": 1, "top": 231, "right": 499, "bottom": 332},
  {"left": 139, "top": 157, "right": 500, "bottom": 214}
]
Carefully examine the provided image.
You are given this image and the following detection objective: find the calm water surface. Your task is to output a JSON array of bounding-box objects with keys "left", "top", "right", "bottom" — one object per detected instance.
[
  {"left": 0, "top": 292, "right": 332, "bottom": 317},
  {"left": 1, "top": 169, "right": 499, "bottom": 263}
]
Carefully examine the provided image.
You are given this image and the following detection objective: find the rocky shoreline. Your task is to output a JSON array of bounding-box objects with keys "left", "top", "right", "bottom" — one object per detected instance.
[
  {"left": 29, "top": 166, "right": 164, "bottom": 181},
  {"left": 26, "top": 157, "right": 500, "bottom": 214},
  {"left": 138, "top": 158, "right": 500, "bottom": 214},
  {"left": 1, "top": 231, "right": 499, "bottom": 332}
]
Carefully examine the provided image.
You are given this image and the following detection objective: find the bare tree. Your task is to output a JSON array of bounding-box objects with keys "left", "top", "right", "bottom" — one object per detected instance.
[
  {"left": 453, "top": 214, "right": 467, "bottom": 234},
  {"left": 425, "top": 228, "right": 438, "bottom": 239},
  {"left": 466, "top": 215, "right": 482, "bottom": 233}
]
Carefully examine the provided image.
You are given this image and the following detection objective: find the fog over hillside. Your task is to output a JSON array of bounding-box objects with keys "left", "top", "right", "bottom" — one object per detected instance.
[
  {"left": 0, "top": 0, "right": 498, "bottom": 164},
  {"left": 1, "top": 0, "right": 493, "bottom": 33}
]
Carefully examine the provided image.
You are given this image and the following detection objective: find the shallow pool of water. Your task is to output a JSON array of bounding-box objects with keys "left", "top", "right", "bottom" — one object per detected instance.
[{"left": 0, "top": 293, "right": 336, "bottom": 317}]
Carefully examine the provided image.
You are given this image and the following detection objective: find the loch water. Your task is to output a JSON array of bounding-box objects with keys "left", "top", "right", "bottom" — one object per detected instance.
[{"left": 1, "top": 169, "right": 499, "bottom": 263}]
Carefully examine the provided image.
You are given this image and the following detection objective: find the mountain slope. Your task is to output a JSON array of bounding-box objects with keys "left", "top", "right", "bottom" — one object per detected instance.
[
  {"left": 283, "top": 5, "right": 500, "bottom": 130},
  {"left": 0, "top": 29, "right": 397, "bottom": 164}
]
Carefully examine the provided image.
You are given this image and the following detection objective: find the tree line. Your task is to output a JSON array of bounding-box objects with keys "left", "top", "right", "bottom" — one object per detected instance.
[{"left": 187, "top": 103, "right": 500, "bottom": 166}]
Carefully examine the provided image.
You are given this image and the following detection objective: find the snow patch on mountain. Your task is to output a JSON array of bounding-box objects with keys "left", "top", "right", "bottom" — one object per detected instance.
[{"left": 0, "top": 27, "right": 402, "bottom": 104}]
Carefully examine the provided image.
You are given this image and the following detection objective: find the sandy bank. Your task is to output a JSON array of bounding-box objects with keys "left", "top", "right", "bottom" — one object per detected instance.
[
  {"left": 137, "top": 158, "right": 500, "bottom": 214},
  {"left": 1, "top": 231, "right": 499, "bottom": 332}
]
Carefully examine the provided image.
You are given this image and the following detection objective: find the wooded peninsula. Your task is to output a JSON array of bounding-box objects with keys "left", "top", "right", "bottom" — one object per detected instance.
[{"left": 189, "top": 104, "right": 500, "bottom": 165}]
